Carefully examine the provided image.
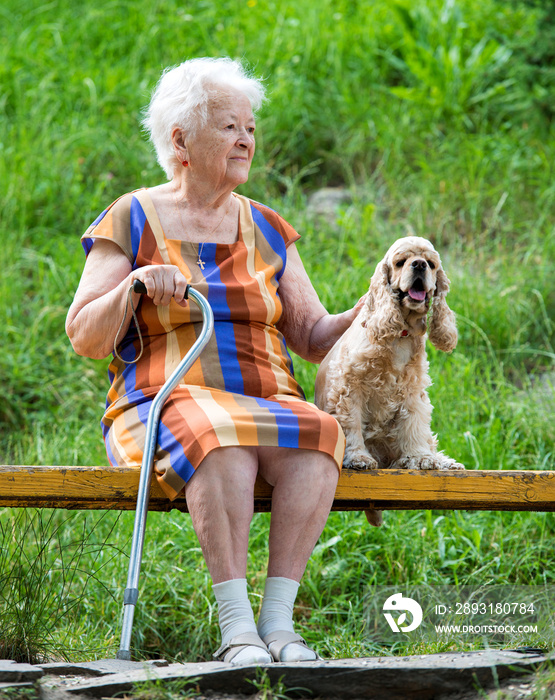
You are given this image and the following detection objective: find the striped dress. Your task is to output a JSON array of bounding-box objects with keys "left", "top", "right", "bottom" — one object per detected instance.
[{"left": 82, "top": 189, "right": 345, "bottom": 500}]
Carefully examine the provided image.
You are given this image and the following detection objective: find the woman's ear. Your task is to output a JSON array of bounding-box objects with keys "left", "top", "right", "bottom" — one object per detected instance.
[
  {"left": 428, "top": 268, "right": 458, "bottom": 351},
  {"left": 367, "top": 259, "right": 405, "bottom": 340},
  {"left": 171, "top": 126, "right": 189, "bottom": 164}
]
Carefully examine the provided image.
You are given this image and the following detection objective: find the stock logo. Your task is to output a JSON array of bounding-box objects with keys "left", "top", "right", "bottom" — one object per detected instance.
[{"left": 383, "top": 593, "right": 423, "bottom": 633}]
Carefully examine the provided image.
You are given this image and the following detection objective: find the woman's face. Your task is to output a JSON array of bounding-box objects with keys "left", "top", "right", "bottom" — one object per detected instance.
[{"left": 184, "top": 86, "right": 256, "bottom": 190}]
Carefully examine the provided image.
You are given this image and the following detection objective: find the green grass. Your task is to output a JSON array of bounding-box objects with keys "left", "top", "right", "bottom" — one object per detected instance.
[{"left": 1, "top": 0, "right": 554, "bottom": 665}]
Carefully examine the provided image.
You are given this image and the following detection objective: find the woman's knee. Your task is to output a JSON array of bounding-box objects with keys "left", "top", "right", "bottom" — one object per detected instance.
[
  {"left": 258, "top": 447, "right": 339, "bottom": 488},
  {"left": 306, "top": 452, "right": 340, "bottom": 492},
  {"left": 185, "top": 446, "right": 259, "bottom": 501}
]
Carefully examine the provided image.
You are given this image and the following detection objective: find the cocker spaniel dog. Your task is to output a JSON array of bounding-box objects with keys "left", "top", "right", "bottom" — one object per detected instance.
[{"left": 315, "top": 236, "right": 464, "bottom": 526}]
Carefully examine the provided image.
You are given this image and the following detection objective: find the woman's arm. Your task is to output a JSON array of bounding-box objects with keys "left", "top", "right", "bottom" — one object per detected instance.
[
  {"left": 66, "top": 239, "right": 188, "bottom": 359},
  {"left": 277, "top": 244, "right": 363, "bottom": 363}
]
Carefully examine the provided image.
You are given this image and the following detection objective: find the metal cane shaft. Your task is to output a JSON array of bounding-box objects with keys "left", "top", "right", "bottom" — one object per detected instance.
[{"left": 117, "top": 285, "right": 214, "bottom": 660}]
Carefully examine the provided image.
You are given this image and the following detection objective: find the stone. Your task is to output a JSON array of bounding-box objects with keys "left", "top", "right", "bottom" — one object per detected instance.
[
  {"left": 307, "top": 187, "right": 353, "bottom": 218},
  {"left": 0, "top": 681, "right": 35, "bottom": 691},
  {"left": 41, "top": 686, "right": 93, "bottom": 700},
  {"left": 38, "top": 657, "right": 168, "bottom": 678},
  {"left": 0, "top": 659, "right": 44, "bottom": 682},
  {"left": 58, "top": 650, "right": 551, "bottom": 699},
  {"left": 61, "top": 662, "right": 221, "bottom": 697}
]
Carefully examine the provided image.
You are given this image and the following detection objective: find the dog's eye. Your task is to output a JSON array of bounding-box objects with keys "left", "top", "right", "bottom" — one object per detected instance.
[
  {"left": 395, "top": 259, "right": 406, "bottom": 268},
  {"left": 428, "top": 261, "right": 436, "bottom": 269}
]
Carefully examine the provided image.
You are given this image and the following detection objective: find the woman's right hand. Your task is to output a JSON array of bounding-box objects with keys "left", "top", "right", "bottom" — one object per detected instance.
[
  {"left": 66, "top": 240, "right": 190, "bottom": 359},
  {"left": 132, "top": 264, "right": 189, "bottom": 308}
]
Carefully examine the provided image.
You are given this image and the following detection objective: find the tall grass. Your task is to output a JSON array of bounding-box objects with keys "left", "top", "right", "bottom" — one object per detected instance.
[
  {"left": 0, "top": 509, "right": 123, "bottom": 663},
  {"left": 1, "top": 0, "right": 553, "bottom": 663}
]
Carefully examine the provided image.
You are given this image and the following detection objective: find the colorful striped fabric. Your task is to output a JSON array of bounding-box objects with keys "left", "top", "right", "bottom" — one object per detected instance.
[{"left": 82, "top": 189, "right": 345, "bottom": 499}]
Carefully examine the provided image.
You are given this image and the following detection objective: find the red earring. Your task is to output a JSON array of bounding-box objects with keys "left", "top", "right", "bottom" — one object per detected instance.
[{"left": 182, "top": 160, "right": 189, "bottom": 167}]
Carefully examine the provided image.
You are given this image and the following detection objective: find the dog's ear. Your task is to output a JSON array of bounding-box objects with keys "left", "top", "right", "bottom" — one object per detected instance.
[
  {"left": 367, "top": 259, "right": 405, "bottom": 340},
  {"left": 428, "top": 268, "right": 457, "bottom": 352},
  {"left": 435, "top": 267, "right": 450, "bottom": 296}
]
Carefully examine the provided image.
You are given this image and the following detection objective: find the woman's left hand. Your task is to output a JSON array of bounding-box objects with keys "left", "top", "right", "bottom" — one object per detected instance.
[{"left": 277, "top": 244, "right": 367, "bottom": 363}]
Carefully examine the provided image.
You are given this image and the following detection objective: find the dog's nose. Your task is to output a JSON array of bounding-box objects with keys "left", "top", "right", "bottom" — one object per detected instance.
[{"left": 411, "top": 259, "right": 428, "bottom": 271}]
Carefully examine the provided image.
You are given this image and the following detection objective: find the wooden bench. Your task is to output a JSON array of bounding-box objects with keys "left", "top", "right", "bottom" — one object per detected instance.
[{"left": 1, "top": 465, "right": 554, "bottom": 513}]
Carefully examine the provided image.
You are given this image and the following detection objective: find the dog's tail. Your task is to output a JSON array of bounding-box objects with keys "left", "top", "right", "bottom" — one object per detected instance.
[{"left": 365, "top": 508, "right": 384, "bottom": 527}]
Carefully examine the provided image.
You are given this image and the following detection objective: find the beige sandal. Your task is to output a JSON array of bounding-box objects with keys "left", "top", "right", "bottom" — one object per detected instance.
[
  {"left": 262, "top": 630, "right": 320, "bottom": 662},
  {"left": 213, "top": 632, "right": 272, "bottom": 664}
]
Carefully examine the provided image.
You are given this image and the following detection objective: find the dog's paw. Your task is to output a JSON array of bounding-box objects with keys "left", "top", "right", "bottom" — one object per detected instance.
[
  {"left": 344, "top": 451, "right": 379, "bottom": 470},
  {"left": 391, "top": 455, "right": 428, "bottom": 470},
  {"left": 393, "top": 455, "right": 465, "bottom": 470},
  {"left": 437, "top": 458, "right": 465, "bottom": 471}
]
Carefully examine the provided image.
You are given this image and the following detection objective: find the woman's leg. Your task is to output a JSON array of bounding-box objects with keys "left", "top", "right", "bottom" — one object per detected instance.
[
  {"left": 184, "top": 446, "right": 258, "bottom": 583},
  {"left": 184, "top": 445, "right": 338, "bottom": 583},
  {"left": 257, "top": 447, "right": 339, "bottom": 581},
  {"left": 185, "top": 446, "right": 271, "bottom": 664},
  {"left": 256, "top": 448, "right": 339, "bottom": 661},
  {"left": 185, "top": 445, "right": 338, "bottom": 662}
]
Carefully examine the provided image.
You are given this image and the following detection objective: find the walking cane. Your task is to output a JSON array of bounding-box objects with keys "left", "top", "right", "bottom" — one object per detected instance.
[{"left": 117, "top": 279, "right": 214, "bottom": 660}]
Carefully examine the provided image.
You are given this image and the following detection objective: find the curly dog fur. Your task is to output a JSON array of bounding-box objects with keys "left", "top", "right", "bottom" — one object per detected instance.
[{"left": 315, "top": 236, "right": 464, "bottom": 526}]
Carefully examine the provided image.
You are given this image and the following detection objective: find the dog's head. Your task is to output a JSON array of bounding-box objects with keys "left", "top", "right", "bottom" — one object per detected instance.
[
  {"left": 385, "top": 236, "right": 443, "bottom": 313},
  {"left": 367, "top": 236, "right": 457, "bottom": 351}
]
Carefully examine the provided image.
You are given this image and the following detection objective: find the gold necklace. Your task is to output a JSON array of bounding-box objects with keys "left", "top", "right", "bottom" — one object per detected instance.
[{"left": 172, "top": 191, "right": 232, "bottom": 270}]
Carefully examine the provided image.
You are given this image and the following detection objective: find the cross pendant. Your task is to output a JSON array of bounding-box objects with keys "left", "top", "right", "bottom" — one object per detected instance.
[{"left": 197, "top": 256, "right": 205, "bottom": 270}]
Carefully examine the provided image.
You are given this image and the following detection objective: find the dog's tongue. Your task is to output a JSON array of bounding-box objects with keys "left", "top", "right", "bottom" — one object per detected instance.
[{"left": 408, "top": 288, "right": 426, "bottom": 301}]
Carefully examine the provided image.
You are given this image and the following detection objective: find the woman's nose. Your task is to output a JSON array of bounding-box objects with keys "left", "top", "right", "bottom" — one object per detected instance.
[{"left": 237, "top": 128, "right": 254, "bottom": 147}]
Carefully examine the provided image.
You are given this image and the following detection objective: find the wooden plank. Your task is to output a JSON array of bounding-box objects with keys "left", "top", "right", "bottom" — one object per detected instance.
[
  {"left": 333, "top": 468, "right": 555, "bottom": 511},
  {"left": 1, "top": 465, "right": 554, "bottom": 512}
]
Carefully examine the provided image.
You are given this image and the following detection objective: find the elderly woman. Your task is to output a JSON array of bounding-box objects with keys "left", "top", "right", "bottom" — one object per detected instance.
[{"left": 66, "top": 57, "right": 359, "bottom": 665}]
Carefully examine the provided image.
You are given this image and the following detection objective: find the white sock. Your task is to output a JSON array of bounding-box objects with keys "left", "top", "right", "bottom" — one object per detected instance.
[
  {"left": 257, "top": 577, "right": 317, "bottom": 661},
  {"left": 212, "top": 579, "right": 271, "bottom": 665}
]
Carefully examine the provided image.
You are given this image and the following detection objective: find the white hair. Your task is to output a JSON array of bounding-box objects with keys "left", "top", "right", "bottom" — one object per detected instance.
[{"left": 142, "top": 57, "right": 266, "bottom": 179}]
